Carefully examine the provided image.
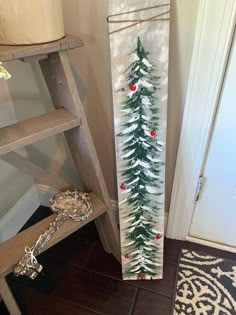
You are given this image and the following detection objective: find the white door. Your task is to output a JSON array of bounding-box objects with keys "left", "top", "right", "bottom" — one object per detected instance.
[{"left": 189, "top": 34, "right": 236, "bottom": 248}]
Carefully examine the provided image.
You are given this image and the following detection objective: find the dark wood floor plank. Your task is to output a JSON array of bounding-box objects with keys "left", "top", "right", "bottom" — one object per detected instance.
[
  {"left": 5, "top": 236, "right": 97, "bottom": 298},
  {"left": 21, "top": 288, "right": 99, "bottom": 315},
  {"left": 83, "top": 241, "right": 176, "bottom": 297},
  {"left": 128, "top": 263, "right": 176, "bottom": 297},
  {"left": 4, "top": 208, "right": 236, "bottom": 315},
  {"left": 164, "top": 238, "right": 184, "bottom": 265},
  {"left": 52, "top": 265, "right": 137, "bottom": 315},
  {"left": 35, "top": 220, "right": 98, "bottom": 279},
  {"left": 0, "top": 301, "right": 9, "bottom": 315},
  {"left": 132, "top": 289, "right": 172, "bottom": 315},
  {"left": 39, "top": 234, "right": 96, "bottom": 271},
  {"left": 78, "top": 241, "right": 122, "bottom": 279}
]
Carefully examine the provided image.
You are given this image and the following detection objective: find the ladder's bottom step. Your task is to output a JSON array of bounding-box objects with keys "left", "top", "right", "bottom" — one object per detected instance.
[{"left": 0, "top": 193, "right": 106, "bottom": 277}]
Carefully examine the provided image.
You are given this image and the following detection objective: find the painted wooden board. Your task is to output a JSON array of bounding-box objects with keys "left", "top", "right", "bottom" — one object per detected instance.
[{"left": 108, "top": 0, "right": 170, "bottom": 280}]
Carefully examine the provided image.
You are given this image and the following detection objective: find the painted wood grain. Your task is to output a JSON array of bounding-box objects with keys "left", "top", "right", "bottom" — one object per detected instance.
[{"left": 108, "top": 0, "right": 170, "bottom": 280}]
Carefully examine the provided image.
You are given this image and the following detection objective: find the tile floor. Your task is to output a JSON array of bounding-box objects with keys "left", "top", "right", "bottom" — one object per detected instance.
[{"left": 1, "top": 207, "right": 236, "bottom": 315}]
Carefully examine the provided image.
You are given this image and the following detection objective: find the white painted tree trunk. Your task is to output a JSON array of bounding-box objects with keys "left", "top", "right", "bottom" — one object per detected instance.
[{"left": 108, "top": 0, "right": 170, "bottom": 280}]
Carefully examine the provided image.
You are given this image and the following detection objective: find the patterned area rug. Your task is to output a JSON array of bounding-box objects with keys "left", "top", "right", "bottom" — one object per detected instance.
[{"left": 173, "top": 249, "right": 236, "bottom": 315}]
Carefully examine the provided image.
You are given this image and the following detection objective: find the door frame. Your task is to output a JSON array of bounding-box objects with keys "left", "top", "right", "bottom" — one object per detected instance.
[{"left": 166, "top": 0, "right": 236, "bottom": 244}]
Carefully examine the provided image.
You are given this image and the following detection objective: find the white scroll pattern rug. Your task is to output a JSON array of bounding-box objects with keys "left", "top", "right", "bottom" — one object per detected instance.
[{"left": 173, "top": 249, "right": 236, "bottom": 315}]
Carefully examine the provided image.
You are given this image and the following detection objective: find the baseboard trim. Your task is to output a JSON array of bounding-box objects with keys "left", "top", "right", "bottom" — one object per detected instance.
[{"left": 0, "top": 185, "right": 40, "bottom": 243}]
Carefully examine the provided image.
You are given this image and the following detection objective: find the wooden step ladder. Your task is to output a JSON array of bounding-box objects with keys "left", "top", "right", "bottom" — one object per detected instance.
[{"left": 0, "top": 35, "right": 120, "bottom": 315}]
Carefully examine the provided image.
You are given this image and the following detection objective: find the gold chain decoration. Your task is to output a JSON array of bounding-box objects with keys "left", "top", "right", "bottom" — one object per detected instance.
[
  {"left": 14, "top": 189, "right": 93, "bottom": 280},
  {"left": 107, "top": 3, "right": 170, "bottom": 35}
]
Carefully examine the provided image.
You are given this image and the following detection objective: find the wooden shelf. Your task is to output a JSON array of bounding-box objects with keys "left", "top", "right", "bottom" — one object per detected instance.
[
  {"left": 0, "top": 34, "right": 83, "bottom": 62},
  {"left": 0, "top": 108, "right": 81, "bottom": 156},
  {"left": 0, "top": 193, "right": 107, "bottom": 277}
]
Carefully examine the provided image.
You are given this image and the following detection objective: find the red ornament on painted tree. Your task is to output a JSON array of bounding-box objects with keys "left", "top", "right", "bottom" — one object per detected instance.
[
  {"left": 156, "top": 234, "right": 162, "bottom": 240},
  {"left": 129, "top": 84, "right": 137, "bottom": 91},
  {"left": 120, "top": 183, "right": 126, "bottom": 190},
  {"left": 125, "top": 254, "right": 129, "bottom": 259},
  {"left": 150, "top": 129, "right": 157, "bottom": 137}
]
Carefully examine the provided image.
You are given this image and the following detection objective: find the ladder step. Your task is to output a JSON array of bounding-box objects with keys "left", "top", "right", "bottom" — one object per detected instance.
[
  {"left": 0, "top": 34, "right": 83, "bottom": 62},
  {"left": 0, "top": 108, "right": 81, "bottom": 156},
  {"left": 0, "top": 193, "right": 107, "bottom": 277}
]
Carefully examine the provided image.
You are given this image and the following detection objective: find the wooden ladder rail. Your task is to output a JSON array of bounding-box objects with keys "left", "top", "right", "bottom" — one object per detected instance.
[{"left": 0, "top": 35, "right": 120, "bottom": 315}]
